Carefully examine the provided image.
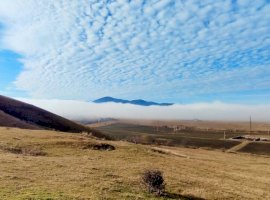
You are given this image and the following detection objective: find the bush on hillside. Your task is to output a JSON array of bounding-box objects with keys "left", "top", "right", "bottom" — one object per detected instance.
[
  {"left": 142, "top": 169, "right": 165, "bottom": 196},
  {"left": 82, "top": 143, "right": 115, "bottom": 151}
]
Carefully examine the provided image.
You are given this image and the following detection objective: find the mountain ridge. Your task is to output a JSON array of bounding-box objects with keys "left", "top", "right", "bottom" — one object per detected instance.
[{"left": 93, "top": 96, "right": 173, "bottom": 106}]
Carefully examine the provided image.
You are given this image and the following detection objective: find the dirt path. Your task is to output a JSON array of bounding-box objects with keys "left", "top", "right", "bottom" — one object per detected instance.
[
  {"left": 226, "top": 141, "right": 250, "bottom": 153},
  {"left": 151, "top": 147, "right": 190, "bottom": 158}
]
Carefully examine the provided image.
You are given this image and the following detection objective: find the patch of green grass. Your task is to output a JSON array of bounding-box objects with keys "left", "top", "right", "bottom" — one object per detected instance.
[{"left": 238, "top": 142, "right": 270, "bottom": 155}]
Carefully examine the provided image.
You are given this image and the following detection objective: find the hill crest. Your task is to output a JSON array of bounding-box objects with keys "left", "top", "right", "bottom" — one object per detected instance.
[{"left": 0, "top": 95, "right": 108, "bottom": 139}]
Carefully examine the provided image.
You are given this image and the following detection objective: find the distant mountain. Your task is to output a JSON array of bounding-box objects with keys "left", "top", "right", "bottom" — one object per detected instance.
[
  {"left": 93, "top": 97, "right": 173, "bottom": 106},
  {"left": 94, "top": 97, "right": 129, "bottom": 104},
  {"left": 0, "top": 95, "right": 108, "bottom": 139}
]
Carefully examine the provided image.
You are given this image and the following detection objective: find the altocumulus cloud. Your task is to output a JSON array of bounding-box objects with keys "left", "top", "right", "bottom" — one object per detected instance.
[
  {"left": 18, "top": 98, "right": 270, "bottom": 122},
  {"left": 0, "top": 0, "right": 270, "bottom": 101}
]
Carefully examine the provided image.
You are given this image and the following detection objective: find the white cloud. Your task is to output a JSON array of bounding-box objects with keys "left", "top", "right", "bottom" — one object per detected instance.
[
  {"left": 0, "top": 0, "right": 270, "bottom": 102},
  {"left": 17, "top": 98, "right": 270, "bottom": 122}
]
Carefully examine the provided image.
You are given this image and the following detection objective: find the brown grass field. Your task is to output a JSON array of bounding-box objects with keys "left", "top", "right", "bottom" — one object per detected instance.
[{"left": 0, "top": 127, "right": 270, "bottom": 199}]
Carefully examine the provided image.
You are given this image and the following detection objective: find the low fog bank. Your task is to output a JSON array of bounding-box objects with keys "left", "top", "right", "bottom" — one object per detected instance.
[{"left": 17, "top": 98, "right": 270, "bottom": 122}]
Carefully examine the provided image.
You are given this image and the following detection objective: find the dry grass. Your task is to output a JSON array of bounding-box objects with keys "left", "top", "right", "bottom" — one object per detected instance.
[
  {"left": 0, "top": 145, "right": 46, "bottom": 156},
  {"left": 0, "top": 127, "right": 269, "bottom": 199}
]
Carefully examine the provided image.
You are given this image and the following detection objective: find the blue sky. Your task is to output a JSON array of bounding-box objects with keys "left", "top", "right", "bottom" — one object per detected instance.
[
  {"left": 0, "top": 50, "right": 26, "bottom": 97},
  {"left": 0, "top": 50, "right": 20, "bottom": 88},
  {"left": 0, "top": 0, "right": 270, "bottom": 104}
]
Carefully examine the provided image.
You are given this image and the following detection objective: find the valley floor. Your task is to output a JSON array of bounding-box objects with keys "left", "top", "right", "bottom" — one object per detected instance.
[{"left": 0, "top": 127, "right": 269, "bottom": 199}]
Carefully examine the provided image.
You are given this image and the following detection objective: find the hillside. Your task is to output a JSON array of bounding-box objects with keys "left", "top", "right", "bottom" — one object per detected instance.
[
  {"left": 0, "top": 95, "right": 107, "bottom": 138},
  {"left": 0, "top": 110, "right": 39, "bottom": 129},
  {"left": 0, "top": 127, "right": 269, "bottom": 199},
  {"left": 93, "top": 96, "right": 173, "bottom": 106}
]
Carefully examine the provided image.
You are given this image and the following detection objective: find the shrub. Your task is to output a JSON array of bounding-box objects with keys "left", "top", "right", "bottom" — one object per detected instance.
[
  {"left": 142, "top": 170, "right": 165, "bottom": 196},
  {"left": 82, "top": 143, "right": 115, "bottom": 151}
]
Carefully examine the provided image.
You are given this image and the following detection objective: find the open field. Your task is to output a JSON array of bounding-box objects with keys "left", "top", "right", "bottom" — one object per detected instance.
[
  {"left": 97, "top": 123, "right": 240, "bottom": 149},
  {"left": 238, "top": 142, "right": 270, "bottom": 155},
  {"left": 0, "top": 127, "right": 270, "bottom": 199},
  {"left": 116, "top": 119, "right": 270, "bottom": 132},
  {"left": 96, "top": 123, "right": 270, "bottom": 156}
]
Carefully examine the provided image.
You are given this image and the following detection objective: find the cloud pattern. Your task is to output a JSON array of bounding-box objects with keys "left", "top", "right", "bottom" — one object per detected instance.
[{"left": 0, "top": 0, "right": 270, "bottom": 102}]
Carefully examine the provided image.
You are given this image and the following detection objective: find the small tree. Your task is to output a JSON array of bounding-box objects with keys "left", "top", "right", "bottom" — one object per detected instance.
[{"left": 142, "top": 170, "right": 165, "bottom": 196}]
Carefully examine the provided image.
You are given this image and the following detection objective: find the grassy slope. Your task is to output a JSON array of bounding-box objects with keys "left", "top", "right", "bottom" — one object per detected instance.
[
  {"left": 0, "top": 95, "right": 90, "bottom": 133},
  {"left": 0, "top": 111, "right": 39, "bottom": 129},
  {"left": 0, "top": 127, "right": 269, "bottom": 200}
]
